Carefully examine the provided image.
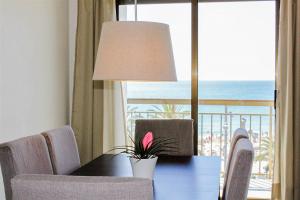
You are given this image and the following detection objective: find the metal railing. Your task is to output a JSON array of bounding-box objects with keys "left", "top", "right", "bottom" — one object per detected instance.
[{"left": 127, "top": 98, "right": 275, "bottom": 180}]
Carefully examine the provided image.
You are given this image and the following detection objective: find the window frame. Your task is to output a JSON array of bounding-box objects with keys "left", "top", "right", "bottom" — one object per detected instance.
[{"left": 116, "top": 0, "right": 280, "bottom": 155}]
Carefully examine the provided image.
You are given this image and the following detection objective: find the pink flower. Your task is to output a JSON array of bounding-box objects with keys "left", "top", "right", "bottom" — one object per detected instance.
[{"left": 142, "top": 131, "right": 153, "bottom": 150}]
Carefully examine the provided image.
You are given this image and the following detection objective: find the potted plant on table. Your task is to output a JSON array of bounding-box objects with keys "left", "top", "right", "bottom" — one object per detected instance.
[{"left": 114, "top": 131, "right": 177, "bottom": 180}]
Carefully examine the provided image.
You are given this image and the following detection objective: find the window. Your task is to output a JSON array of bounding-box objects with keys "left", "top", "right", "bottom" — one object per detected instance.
[
  {"left": 119, "top": 3, "right": 192, "bottom": 137},
  {"left": 198, "top": 2, "right": 275, "bottom": 198},
  {"left": 119, "top": 1, "right": 276, "bottom": 198}
]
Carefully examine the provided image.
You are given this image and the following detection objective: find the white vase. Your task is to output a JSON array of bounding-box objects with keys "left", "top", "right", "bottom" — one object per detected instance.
[{"left": 129, "top": 156, "right": 158, "bottom": 180}]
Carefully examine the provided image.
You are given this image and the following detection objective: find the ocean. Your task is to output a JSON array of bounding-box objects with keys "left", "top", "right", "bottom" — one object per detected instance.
[
  {"left": 127, "top": 80, "right": 275, "bottom": 135},
  {"left": 127, "top": 80, "right": 275, "bottom": 100}
]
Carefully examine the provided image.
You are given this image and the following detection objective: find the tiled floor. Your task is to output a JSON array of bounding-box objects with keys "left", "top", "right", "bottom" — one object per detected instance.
[
  {"left": 220, "top": 177, "right": 272, "bottom": 199},
  {"left": 249, "top": 178, "right": 272, "bottom": 191}
]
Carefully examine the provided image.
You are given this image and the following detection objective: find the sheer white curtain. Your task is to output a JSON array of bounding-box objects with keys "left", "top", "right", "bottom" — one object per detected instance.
[{"left": 102, "top": 81, "right": 127, "bottom": 153}]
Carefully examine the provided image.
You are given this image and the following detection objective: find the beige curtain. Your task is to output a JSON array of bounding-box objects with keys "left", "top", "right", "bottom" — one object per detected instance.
[
  {"left": 72, "top": 0, "right": 127, "bottom": 165},
  {"left": 272, "top": 0, "right": 300, "bottom": 199}
]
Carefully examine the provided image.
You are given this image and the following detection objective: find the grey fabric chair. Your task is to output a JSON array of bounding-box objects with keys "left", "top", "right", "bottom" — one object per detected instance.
[
  {"left": 223, "top": 128, "right": 249, "bottom": 189},
  {"left": 42, "top": 125, "right": 80, "bottom": 175},
  {"left": 11, "top": 174, "right": 153, "bottom": 200},
  {"left": 135, "top": 119, "right": 193, "bottom": 156},
  {"left": 222, "top": 138, "right": 254, "bottom": 200},
  {"left": 0, "top": 135, "right": 53, "bottom": 200}
]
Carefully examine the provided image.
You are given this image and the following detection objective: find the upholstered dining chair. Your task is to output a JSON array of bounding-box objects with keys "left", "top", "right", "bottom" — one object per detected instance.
[
  {"left": 222, "top": 138, "right": 254, "bottom": 200},
  {"left": 42, "top": 125, "right": 80, "bottom": 175},
  {"left": 11, "top": 174, "right": 153, "bottom": 200},
  {"left": 223, "top": 128, "right": 249, "bottom": 188},
  {"left": 135, "top": 119, "right": 194, "bottom": 156},
  {"left": 0, "top": 135, "right": 53, "bottom": 200}
]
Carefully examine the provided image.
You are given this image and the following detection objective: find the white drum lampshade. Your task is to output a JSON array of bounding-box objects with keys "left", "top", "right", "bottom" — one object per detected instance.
[{"left": 92, "top": 21, "right": 177, "bottom": 81}]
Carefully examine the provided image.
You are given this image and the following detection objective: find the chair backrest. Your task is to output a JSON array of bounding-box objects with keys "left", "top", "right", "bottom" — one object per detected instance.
[
  {"left": 223, "top": 128, "right": 249, "bottom": 187},
  {"left": 42, "top": 125, "right": 80, "bottom": 175},
  {"left": 135, "top": 119, "right": 194, "bottom": 156},
  {"left": 222, "top": 138, "right": 254, "bottom": 200},
  {"left": 11, "top": 174, "right": 153, "bottom": 200},
  {"left": 0, "top": 135, "right": 53, "bottom": 200}
]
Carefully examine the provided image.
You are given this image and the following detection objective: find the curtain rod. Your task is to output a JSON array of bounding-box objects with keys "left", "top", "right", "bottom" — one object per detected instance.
[{"left": 118, "top": 0, "right": 275, "bottom": 5}]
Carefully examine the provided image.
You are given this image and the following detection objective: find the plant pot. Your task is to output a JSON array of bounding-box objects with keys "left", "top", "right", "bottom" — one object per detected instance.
[{"left": 129, "top": 156, "right": 158, "bottom": 180}]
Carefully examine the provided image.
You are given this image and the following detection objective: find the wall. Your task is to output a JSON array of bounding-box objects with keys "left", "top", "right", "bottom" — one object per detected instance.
[{"left": 0, "top": 0, "right": 70, "bottom": 199}]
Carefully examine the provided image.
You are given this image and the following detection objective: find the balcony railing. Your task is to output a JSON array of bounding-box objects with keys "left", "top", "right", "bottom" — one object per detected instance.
[{"left": 127, "top": 98, "right": 274, "bottom": 196}]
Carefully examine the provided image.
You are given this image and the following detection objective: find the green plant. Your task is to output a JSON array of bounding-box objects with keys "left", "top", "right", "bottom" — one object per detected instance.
[
  {"left": 255, "top": 136, "right": 274, "bottom": 178},
  {"left": 126, "top": 106, "right": 141, "bottom": 136},
  {"left": 148, "top": 104, "right": 188, "bottom": 118},
  {"left": 113, "top": 132, "right": 177, "bottom": 160}
]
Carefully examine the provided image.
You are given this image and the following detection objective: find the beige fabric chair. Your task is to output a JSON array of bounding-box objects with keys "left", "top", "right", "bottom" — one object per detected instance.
[
  {"left": 0, "top": 135, "right": 53, "bottom": 200},
  {"left": 223, "top": 128, "right": 249, "bottom": 188},
  {"left": 135, "top": 119, "right": 194, "bottom": 156},
  {"left": 42, "top": 126, "right": 80, "bottom": 175},
  {"left": 222, "top": 138, "right": 254, "bottom": 200},
  {"left": 11, "top": 174, "right": 153, "bottom": 200}
]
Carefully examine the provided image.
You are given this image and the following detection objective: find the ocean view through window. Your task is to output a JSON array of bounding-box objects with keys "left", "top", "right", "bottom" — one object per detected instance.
[
  {"left": 197, "top": 2, "right": 275, "bottom": 198},
  {"left": 119, "top": 1, "right": 275, "bottom": 199}
]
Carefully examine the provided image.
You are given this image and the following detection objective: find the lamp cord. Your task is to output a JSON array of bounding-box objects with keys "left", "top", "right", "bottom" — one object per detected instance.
[{"left": 134, "top": 0, "right": 137, "bottom": 21}]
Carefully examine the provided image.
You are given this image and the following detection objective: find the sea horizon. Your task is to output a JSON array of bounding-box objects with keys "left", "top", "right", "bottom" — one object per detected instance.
[
  {"left": 127, "top": 80, "right": 275, "bottom": 134},
  {"left": 127, "top": 80, "right": 275, "bottom": 100}
]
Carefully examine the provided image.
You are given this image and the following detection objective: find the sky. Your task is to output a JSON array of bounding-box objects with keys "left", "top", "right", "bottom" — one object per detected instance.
[{"left": 120, "top": 2, "right": 276, "bottom": 81}]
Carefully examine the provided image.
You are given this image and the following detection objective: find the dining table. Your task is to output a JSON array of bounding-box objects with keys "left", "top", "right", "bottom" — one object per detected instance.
[{"left": 71, "top": 154, "right": 221, "bottom": 200}]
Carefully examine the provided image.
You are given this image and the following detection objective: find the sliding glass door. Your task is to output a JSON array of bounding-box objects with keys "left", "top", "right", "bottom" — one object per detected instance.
[
  {"left": 197, "top": 1, "right": 275, "bottom": 198},
  {"left": 118, "top": 0, "right": 276, "bottom": 198}
]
